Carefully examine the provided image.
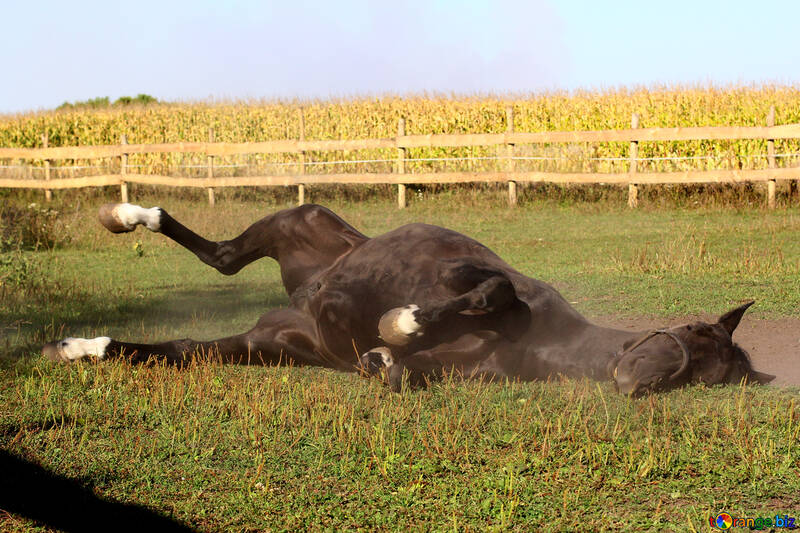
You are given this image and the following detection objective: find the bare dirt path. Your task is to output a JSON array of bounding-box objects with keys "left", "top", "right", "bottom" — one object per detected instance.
[{"left": 592, "top": 315, "right": 800, "bottom": 387}]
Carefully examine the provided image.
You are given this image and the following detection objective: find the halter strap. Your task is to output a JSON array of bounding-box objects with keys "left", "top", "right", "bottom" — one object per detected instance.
[{"left": 611, "top": 328, "right": 691, "bottom": 381}]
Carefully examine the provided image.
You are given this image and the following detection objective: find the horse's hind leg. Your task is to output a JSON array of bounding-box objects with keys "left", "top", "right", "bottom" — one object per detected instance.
[
  {"left": 41, "top": 309, "right": 335, "bottom": 368},
  {"left": 98, "top": 202, "right": 277, "bottom": 276},
  {"left": 98, "top": 203, "right": 366, "bottom": 293},
  {"left": 378, "top": 263, "right": 529, "bottom": 346}
]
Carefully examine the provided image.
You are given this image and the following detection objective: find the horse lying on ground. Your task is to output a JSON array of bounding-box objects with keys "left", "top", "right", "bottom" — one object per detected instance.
[{"left": 42, "top": 203, "right": 775, "bottom": 396}]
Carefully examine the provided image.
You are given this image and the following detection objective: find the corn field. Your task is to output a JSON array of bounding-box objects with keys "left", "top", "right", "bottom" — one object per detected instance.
[{"left": 1, "top": 85, "right": 800, "bottom": 180}]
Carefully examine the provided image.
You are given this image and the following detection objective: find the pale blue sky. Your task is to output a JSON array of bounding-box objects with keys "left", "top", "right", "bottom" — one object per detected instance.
[{"left": 2, "top": 0, "right": 798, "bottom": 113}]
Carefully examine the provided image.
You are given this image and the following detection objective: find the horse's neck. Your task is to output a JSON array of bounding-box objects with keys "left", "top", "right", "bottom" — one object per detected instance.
[
  {"left": 531, "top": 322, "right": 643, "bottom": 380},
  {"left": 571, "top": 324, "right": 645, "bottom": 378}
]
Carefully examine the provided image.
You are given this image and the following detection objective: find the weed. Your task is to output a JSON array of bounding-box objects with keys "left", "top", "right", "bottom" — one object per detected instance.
[
  {"left": 0, "top": 203, "right": 71, "bottom": 251},
  {"left": 0, "top": 250, "right": 41, "bottom": 289}
]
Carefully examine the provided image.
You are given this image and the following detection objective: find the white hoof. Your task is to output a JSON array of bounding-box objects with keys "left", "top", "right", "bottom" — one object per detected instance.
[
  {"left": 378, "top": 305, "right": 423, "bottom": 346},
  {"left": 360, "top": 347, "right": 394, "bottom": 375},
  {"left": 42, "top": 337, "right": 111, "bottom": 362},
  {"left": 99, "top": 203, "right": 162, "bottom": 233}
]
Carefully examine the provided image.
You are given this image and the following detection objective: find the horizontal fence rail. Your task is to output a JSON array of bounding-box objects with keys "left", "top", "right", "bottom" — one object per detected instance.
[
  {"left": 3, "top": 125, "right": 800, "bottom": 161},
  {"left": 1, "top": 107, "right": 799, "bottom": 208},
  {"left": 2, "top": 167, "right": 797, "bottom": 189}
]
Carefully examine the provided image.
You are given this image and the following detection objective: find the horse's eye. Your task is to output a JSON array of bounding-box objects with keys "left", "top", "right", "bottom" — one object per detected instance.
[{"left": 686, "top": 325, "right": 692, "bottom": 331}]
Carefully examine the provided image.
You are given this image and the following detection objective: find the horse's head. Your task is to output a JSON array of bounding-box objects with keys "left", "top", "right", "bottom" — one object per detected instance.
[{"left": 609, "top": 301, "right": 775, "bottom": 396}]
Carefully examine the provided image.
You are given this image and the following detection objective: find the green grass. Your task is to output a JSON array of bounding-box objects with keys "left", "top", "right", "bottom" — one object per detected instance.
[
  {"left": 1, "top": 190, "right": 799, "bottom": 531},
  {"left": 3, "top": 360, "right": 798, "bottom": 531}
]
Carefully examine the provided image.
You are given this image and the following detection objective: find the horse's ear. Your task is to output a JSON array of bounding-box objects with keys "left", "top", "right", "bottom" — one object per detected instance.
[
  {"left": 748, "top": 370, "right": 776, "bottom": 384},
  {"left": 717, "top": 301, "right": 755, "bottom": 335}
]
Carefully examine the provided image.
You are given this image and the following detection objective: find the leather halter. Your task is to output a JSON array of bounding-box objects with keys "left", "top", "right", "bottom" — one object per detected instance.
[{"left": 610, "top": 328, "right": 691, "bottom": 381}]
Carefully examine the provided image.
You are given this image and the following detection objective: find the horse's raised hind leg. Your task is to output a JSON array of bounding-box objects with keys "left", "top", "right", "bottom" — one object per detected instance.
[
  {"left": 98, "top": 202, "right": 272, "bottom": 276},
  {"left": 41, "top": 308, "right": 341, "bottom": 369},
  {"left": 97, "top": 203, "right": 366, "bottom": 294},
  {"left": 378, "top": 263, "right": 529, "bottom": 346}
]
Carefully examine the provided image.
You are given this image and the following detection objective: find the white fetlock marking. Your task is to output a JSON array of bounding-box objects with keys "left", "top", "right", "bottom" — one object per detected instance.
[
  {"left": 58, "top": 337, "right": 111, "bottom": 361},
  {"left": 113, "top": 203, "right": 162, "bottom": 232},
  {"left": 396, "top": 304, "right": 422, "bottom": 335}
]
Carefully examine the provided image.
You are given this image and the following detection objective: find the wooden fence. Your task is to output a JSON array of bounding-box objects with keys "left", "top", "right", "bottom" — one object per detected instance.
[{"left": 1, "top": 107, "right": 799, "bottom": 208}]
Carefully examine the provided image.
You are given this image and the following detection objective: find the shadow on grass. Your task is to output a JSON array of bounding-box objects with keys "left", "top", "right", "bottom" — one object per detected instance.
[
  {"left": 106, "top": 283, "right": 288, "bottom": 331},
  {"left": 0, "top": 449, "right": 196, "bottom": 533},
  {"left": 2, "top": 281, "right": 289, "bottom": 359}
]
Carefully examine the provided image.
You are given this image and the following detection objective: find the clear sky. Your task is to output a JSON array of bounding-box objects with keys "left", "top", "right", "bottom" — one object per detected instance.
[{"left": 2, "top": 0, "right": 798, "bottom": 113}]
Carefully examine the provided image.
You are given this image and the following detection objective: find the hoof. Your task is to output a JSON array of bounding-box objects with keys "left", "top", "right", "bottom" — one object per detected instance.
[
  {"left": 41, "top": 342, "right": 65, "bottom": 362},
  {"left": 378, "top": 305, "right": 423, "bottom": 346},
  {"left": 98, "top": 203, "right": 135, "bottom": 233},
  {"left": 40, "top": 337, "right": 111, "bottom": 362},
  {"left": 98, "top": 203, "right": 162, "bottom": 233},
  {"left": 359, "top": 347, "right": 393, "bottom": 376}
]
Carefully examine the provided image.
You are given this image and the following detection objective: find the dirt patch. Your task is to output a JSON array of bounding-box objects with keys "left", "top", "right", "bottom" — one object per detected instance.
[{"left": 591, "top": 315, "right": 800, "bottom": 387}]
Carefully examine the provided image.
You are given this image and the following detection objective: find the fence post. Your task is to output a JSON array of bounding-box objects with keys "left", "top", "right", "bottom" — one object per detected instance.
[
  {"left": 397, "top": 117, "right": 406, "bottom": 209},
  {"left": 627, "top": 113, "right": 640, "bottom": 208},
  {"left": 42, "top": 133, "right": 52, "bottom": 202},
  {"left": 207, "top": 128, "right": 215, "bottom": 206},
  {"left": 506, "top": 106, "right": 517, "bottom": 206},
  {"left": 298, "top": 108, "right": 306, "bottom": 206},
  {"left": 766, "top": 106, "right": 776, "bottom": 209},
  {"left": 120, "top": 134, "right": 129, "bottom": 203}
]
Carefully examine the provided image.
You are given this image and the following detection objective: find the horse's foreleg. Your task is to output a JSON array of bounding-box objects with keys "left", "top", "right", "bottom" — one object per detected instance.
[
  {"left": 41, "top": 309, "right": 333, "bottom": 368},
  {"left": 362, "top": 331, "right": 509, "bottom": 391},
  {"left": 378, "top": 264, "right": 525, "bottom": 346},
  {"left": 359, "top": 348, "right": 445, "bottom": 390}
]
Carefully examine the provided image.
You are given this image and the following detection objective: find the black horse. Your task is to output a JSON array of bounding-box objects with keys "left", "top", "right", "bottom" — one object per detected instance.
[{"left": 42, "top": 203, "right": 775, "bottom": 396}]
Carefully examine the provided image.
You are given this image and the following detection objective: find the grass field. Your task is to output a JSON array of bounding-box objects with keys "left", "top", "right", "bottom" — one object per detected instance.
[{"left": 1, "top": 191, "right": 799, "bottom": 531}]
